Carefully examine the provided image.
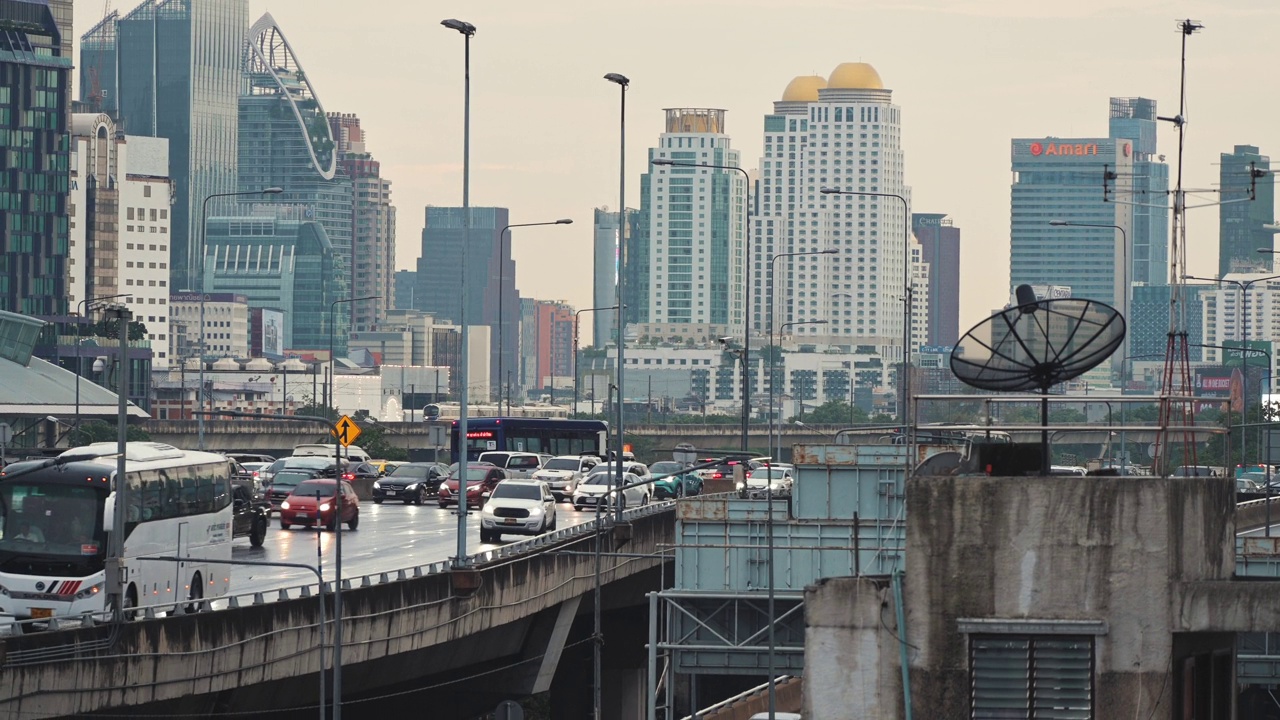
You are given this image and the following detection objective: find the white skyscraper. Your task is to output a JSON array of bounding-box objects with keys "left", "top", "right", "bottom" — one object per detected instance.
[
  {"left": 756, "top": 63, "right": 912, "bottom": 363},
  {"left": 642, "top": 109, "right": 747, "bottom": 339}
]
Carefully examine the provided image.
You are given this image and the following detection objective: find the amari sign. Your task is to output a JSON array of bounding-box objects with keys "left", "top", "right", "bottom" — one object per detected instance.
[{"left": 1030, "top": 141, "right": 1098, "bottom": 156}]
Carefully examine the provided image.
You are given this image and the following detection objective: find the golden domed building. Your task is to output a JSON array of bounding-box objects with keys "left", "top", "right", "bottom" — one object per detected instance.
[{"left": 753, "top": 62, "right": 920, "bottom": 379}]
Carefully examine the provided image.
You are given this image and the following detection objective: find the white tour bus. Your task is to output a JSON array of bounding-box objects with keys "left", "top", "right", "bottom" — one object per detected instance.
[{"left": 0, "top": 442, "right": 234, "bottom": 624}]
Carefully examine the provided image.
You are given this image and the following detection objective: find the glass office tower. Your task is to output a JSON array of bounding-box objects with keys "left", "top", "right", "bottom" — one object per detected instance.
[
  {"left": 0, "top": 0, "right": 72, "bottom": 315},
  {"left": 80, "top": 0, "right": 249, "bottom": 293}
]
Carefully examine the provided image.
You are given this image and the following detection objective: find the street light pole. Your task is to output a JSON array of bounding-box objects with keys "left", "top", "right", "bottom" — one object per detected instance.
[
  {"left": 774, "top": 320, "right": 827, "bottom": 460},
  {"left": 604, "top": 72, "right": 629, "bottom": 526},
  {"left": 574, "top": 305, "right": 620, "bottom": 416},
  {"left": 1186, "top": 273, "right": 1280, "bottom": 466},
  {"left": 326, "top": 295, "right": 376, "bottom": 720},
  {"left": 820, "top": 187, "right": 912, "bottom": 427},
  {"left": 600, "top": 70, "right": 629, "bottom": 719},
  {"left": 768, "top": 249, "right": 836, "bottom": 462},
  {"left": 497, "top": 219, "right": 573, "bottom": 413},
  {"left": 652, "top": 158, "right": 752, "bottom": 450},
  {"left": 1049, "top": 220, "right": 1130, "bottom": 383},
  {"left": 73, "top": 293, "right": 131, "bottom": 436},
  {"left": 443, "top": 18, "right": 477, "bottom": 569},
  {"left": 104, "top": 304, "right": 131, "bottom": 624},
  {"left": 196, "top": 187, "right": 283, "bottom": 450}
]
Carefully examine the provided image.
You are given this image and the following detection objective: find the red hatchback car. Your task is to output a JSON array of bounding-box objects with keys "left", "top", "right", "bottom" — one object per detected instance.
[
  {"left": 279, "top": 478, "right": 360, "bottom": 531},
  {"left": 437, "top": 463, "right": 506, "bottom": 509}
]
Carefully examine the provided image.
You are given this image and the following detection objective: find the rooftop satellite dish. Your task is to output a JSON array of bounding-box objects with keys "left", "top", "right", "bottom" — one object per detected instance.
[{"left": 950, "top": 285, "right": 1126, "bottom": 474}]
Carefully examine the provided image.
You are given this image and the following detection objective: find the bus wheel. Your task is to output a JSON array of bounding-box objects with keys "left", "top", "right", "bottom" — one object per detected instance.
[{"left": 185, "top": 573, "right": 203, "bottom": 614}]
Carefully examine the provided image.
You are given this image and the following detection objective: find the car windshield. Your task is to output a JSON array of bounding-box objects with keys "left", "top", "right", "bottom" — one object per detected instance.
[
  {"left": 492, "top": 484, "right": 542, "bottom": 500},
  {"left": 650, "top": 462, "right": 685, "bottom": 475},
  {"left": 750, "top": 468, "right": 788, "bottom": 479},
  {"left": 583, "top": 472, "right": 626, "bottom": 486},
  {"left": 543, "top": 458, "right": 581, "bottom": 471},
  {"left": 271, "top": 471, "right": 313, "bottom": 488},
  {"left": 292, "top": 480, "right": 336, "bottom": 497},
  {"left": 390, "top": 465, "right": 430, "bottom": 479},
  {"left": 451, "top": 467, "right": 493, "bottom": 481}
]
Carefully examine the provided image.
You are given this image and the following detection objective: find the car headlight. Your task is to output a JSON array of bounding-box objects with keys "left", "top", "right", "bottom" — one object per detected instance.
[
  {"left": 281, "top": 500, "right": 291, "bottom": 510},
  {"left": 405, "top": 483, "right": 418, "bottom": 491},
  {"left": 736, "top": 482, "right": 745, "bottom": 490},
  {"left": 528, "top": 507, "right": 544, "bottom": 516},
  {"left": 770, "top": 481, "right": 784, "bottom": 490},
  {"left": 319, "top": 502, "right": 331, "bottom": 512},
  {"left": 373, "top": 481, "right": 381, "bottom": 489}
]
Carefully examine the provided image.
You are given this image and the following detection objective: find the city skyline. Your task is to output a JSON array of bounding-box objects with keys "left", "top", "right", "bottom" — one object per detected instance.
[{"left": 67, "top": 0, "right": 1280, "bottom": 343}]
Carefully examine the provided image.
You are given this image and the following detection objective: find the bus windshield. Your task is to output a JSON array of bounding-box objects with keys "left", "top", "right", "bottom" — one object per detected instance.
[{"left": 0, "top": 483, "right": 104, "bottom": 557}]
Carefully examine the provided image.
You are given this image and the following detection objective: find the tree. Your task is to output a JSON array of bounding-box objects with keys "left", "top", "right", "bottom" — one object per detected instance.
[
  {"left": 355, "top": 424, "right": 408, "bottom": 462},
  {"left": 796, "top": 400, "right": 868, "bottom": 425},
  {"left": 70, "top": 421, "right": 151, "bottom": 447}
]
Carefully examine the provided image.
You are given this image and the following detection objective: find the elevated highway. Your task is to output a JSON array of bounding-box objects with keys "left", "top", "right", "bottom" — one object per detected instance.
[
  {"left": 142, "top": 419, "right": 1161, "bottom": 459},
  {"left": 0, "top": 504, "right": 675, "bottom": 719}
]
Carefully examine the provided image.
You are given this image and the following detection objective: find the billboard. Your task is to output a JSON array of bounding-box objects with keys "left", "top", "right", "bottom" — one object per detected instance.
[
  {"left": 260, "top": 309, "right": 285, "bottom": 360},
  {"left": 1194, "top": 366, "right": 1243, "bottom": 414}
]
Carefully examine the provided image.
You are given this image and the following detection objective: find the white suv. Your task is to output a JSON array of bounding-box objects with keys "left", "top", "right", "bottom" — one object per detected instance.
[
  {"left": 532, "top": 455, "right": 601, "bottom": 502},
  {"left": 479, "top": 480, "right": 557, "bottom": 543},
  {"left": 477, "top": 451, "right": 546, "bottom": 479}
]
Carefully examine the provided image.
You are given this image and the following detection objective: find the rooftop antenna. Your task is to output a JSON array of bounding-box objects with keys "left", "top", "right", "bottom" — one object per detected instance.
[{"left": 1151, "top": 19, "right": 1202, "bottom": 474}]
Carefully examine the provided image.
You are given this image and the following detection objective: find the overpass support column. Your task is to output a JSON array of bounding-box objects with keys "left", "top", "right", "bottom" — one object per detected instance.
[{"left": 508, "top": 596, "right": 582, "bottom": 695}]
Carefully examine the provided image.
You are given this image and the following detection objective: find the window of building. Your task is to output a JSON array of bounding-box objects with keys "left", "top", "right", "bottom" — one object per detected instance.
[{"left": 143, "top": 186, "right": 151, "bottom": 198}]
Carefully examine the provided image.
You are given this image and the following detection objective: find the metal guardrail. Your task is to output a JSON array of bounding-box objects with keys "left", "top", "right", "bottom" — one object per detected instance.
[{"left": 0, "top": 500, "right": 678, "bottom": 642}]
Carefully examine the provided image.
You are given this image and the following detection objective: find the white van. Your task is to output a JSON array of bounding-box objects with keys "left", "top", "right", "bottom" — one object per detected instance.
[{"left": 293, "top": 443, "right": 371, "bottom": 464}]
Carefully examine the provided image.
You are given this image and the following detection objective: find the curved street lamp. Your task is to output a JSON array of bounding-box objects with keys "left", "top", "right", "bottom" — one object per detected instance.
[
  {"left": 652, "top": 157, "right": 753, "bottom": 450},
  {"left": 497, "top": 219, "right": 573, "bottom": 412}
]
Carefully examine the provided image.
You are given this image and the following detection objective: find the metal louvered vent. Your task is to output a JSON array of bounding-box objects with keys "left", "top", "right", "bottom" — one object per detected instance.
[{"left": 970, "top": 635, "right": 1094, "bottom": 719}]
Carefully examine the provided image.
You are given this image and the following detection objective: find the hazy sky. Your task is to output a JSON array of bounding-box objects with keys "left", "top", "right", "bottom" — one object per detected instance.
[{"left": 75, "top": 0, "right": 1280, "bottom": 342}]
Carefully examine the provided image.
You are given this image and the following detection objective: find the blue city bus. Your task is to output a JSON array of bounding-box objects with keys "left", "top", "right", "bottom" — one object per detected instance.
[{"left": 450, "top": 418, "right": 610, "bottom": 464}]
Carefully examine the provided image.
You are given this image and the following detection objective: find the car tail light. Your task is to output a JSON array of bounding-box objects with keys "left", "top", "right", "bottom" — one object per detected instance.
[
  {"left": 342, "top": 473, "right": 355, "bottom": 481},
  {"left": 712, "top": 472, "right": 723, "bottom": 479}
]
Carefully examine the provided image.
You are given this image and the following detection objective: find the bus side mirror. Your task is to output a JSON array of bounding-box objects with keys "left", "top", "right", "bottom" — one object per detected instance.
[{"left": 103, "top": 495, "right": 115, "bottom": 533}]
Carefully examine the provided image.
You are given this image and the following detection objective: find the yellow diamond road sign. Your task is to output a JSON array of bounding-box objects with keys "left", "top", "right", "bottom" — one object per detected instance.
[{"left": 333, "top": 415, "right": 362, "bottom": 447}]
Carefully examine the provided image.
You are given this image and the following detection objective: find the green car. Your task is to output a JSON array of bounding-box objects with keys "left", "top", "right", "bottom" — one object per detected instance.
[{"left": 650, "top": 461, "right": 703, "bottom": 499}]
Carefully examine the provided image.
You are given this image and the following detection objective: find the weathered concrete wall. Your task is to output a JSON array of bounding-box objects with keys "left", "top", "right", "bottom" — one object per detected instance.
[
  {"left": 903, "top": 476, "right": 1236, "bottom": 719},
  {"left": 803, "top": 576, "right": 901, "bottom": 719},
  {"left": 0, "top": 512, "right": 672, "bottom": 718}
]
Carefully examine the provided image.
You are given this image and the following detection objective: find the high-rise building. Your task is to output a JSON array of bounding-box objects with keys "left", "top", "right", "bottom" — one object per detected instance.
[
  {"left": 1219, "top": 145, "right": 1275, "bottom": 276},
  {"left": 527, "top": 300, "right": 575, "bottom": 397},
  {"left": 1128, "top": 284, "right": 1205, "bottom": 366},
  {"left": 169, "top": 293, "right": 251, "bottom": 361},
  {"left": 912, "top": 213, "right": 960, "bottom": 346},
  {"left": 80, "top": 0, "right": 250, "bottom": 294},
  {"left": 760, "top": 64, "right": 912, "bottom": 360},
  {"left": 239, "top": 12, "right": 352, "bottom": 343},
  {"left": 910, "top": 239, "right": 930, "bottom": 353},
  {"left": 327, "top": 113, "right": 395, "bottom": 332},
  {"left": 641, "top": 109, "right": 746, "bottom": 340},
  {"left": 1109, "top": 98, "right": 1170, "bottom": 286},
  {"left": 1, "top": 0, "right": 72, "bottom": 315},
  {"left": 592, "top": 207, "right": 638, "bottom": 347},
  {"left": 1011, "top": 137, "right": 1134, "bottom": 315},
  {"left": 201, "top": 212, "right": 344, "bottom": 354},
  {"left": 413, "top": 206, "right": 514, "bottom": 396},
  {"left": 394, "top": 270, "right": 417, "bottom": 310},
  {"left": 68, "top": 114, "right": 173, "bottom": 367}
]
